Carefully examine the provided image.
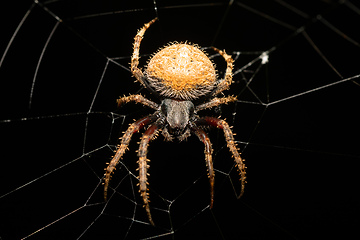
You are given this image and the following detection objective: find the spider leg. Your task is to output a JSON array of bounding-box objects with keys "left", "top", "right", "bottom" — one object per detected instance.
[
  {"left": 211, "top": 47, "right": 234, "bottom": 96},
  {"left": 197, "top": 117, "right": 246, "bottom": 198},
  {"left": 131, "top": 18, "right": 158, "bottom": 88},
  {"left": 104, "top": 115, "right": 155, "bottom": 201},
  {"left": 138, "top": 124, "right": 159, "bottom": 226},
  {"left": 195, "top": 96, "right": 237, "bottom": 112},
  {"left": 117, "top": 94, "right": 159, "bottom": 110},
  {"left": 192, "top": 127, "right": 215, "bottom": 208}
]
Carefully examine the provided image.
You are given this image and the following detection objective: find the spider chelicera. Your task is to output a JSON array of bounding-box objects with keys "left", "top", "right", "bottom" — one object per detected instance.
[{"left": 104, "top": 18, "right": 246, "bottom": 225}]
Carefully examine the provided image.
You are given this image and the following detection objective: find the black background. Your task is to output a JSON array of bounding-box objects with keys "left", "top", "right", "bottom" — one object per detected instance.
[{"left": 1, "top": 0, "right": 359, "bottom": 239}]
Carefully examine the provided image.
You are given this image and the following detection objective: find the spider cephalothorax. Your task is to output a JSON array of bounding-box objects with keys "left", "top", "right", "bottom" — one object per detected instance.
[{"left": 104, "top": 18, "right": 246, "bottom": 226}]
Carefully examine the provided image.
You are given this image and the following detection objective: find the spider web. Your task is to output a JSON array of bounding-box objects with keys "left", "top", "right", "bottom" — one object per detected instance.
[{"left": 1, "top": 0, "right": 360, "bottom": 239}]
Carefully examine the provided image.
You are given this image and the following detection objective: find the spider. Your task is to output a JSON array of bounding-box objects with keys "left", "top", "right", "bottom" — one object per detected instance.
[{"left": 104, "top": 18, "right": 246, "bottom": 226}]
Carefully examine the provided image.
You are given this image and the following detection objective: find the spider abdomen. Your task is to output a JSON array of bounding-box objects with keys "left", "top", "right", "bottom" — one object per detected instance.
[{"left": 146, "top": 43, "right": 217, "bottom": 100}]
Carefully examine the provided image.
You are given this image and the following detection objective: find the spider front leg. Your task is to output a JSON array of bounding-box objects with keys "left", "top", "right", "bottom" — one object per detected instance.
[
  {"left": 197, "top": 117, "right": 246, "bottom": 198},
  {"left": 138, "top": 124, "right": 159, "bottom": 226},
  {"left": 104, "top": 115, "right": 155, "bottom": 201},
  {"left": 193, "top": 127, "right": 215, "bottom": 208}
]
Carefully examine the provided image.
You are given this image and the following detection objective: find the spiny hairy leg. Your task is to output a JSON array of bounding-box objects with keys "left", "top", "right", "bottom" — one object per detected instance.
[
  {"left": 199, "top": 117, "right": 246, "bottom": 198},
  {"left": 219, "top": 119, "right": 246, "bottom": 197},
  {"left": 211, "top": 47, "right": 234, "bottom": 96},
  {"left": 193, "top": 127, "right": 215, "bottom": 208},
  {"left": 104, "top": 116, "right": 154, "bottom": 201},
  {"left": 195, "top": 96, "right": 237, "bottom": 112},
  {"left": 131, "top": 18, "right": 158, "bottom": 86},
  {"left": 117, "top": 94, "right": 159, "bottom": 110},
  {"left": 138, "top": 124, "right": 159, "bottom": 226}
]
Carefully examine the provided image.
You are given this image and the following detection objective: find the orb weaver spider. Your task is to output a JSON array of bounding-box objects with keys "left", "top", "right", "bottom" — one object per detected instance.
[{"left": 104, "top": 18, "right": 246, "bottom": 225}]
